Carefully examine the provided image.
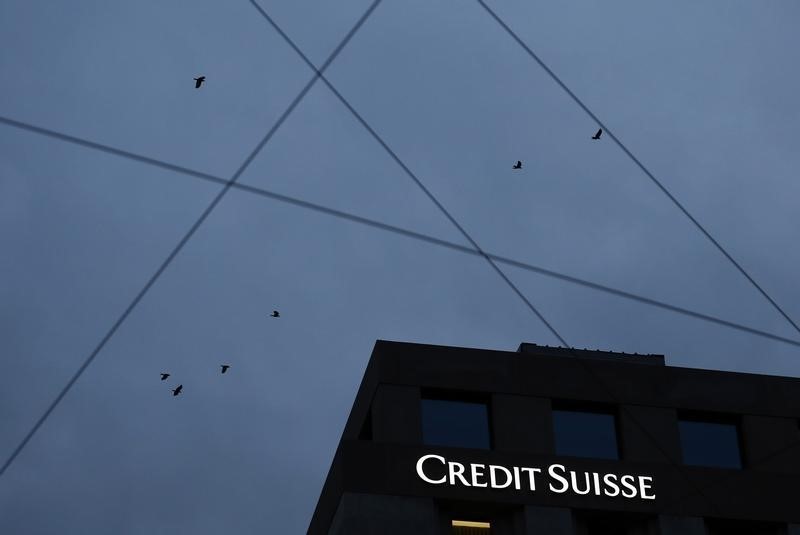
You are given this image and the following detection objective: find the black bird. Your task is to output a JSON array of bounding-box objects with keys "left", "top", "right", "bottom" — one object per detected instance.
[
  {"left": 512, "top": 160, "right": 522, "bottom": 169},
  {"left": 592, "top": 128, "right": 602, "bottom": 140},
  {"left": 220, "top": 365, "right": 230, "bottom": 374},
  {"left": 160, "top": 373, "right": 170, "bottom": 381},
  {"left": 270, "top": 310, "right": 280, "bottom": 318},
  {"left": 172, "top": 385, "right": 183, "bottom": 396},
  {"left": 194, "top": 76, "right": 206, "bottom": 89}
]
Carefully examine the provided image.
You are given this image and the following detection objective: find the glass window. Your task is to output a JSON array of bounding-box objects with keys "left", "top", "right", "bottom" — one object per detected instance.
[
  {"left": 452, "top": 520, "right": 490, "bottom": 535},
  {"left": 679, "top": 416, "right": 742, "bottom": 469},
  {"left": 553, "top": 407, "right": 619, "bottom": 460},
  {"left": 421, "top": 396, "right": 490, "bottom": 449}
]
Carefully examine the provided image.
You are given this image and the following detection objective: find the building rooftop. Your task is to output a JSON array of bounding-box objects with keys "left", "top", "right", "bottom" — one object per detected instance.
[{"left": 517, "top": 343, "right": 665, "bottom": 366}]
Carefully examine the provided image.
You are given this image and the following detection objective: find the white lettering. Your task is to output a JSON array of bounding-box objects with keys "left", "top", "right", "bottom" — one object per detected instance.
[
  {"left": 489, "top": 465, "right": 513, "bottom": 489},
  {"left": 448, "top": 462, "right": 471, "bottom": 486},
  {"left": 592, "top": 472, "right": 601, "bottom": 496},
  {"left": 639, "top": 476, "right": 656, "bottom": 500},
  {"left": 570, "top": 470, "right": 592, "bottom": 495},
  {"left": 602, "top": 473, "right": 620, "bottom": 497},
  {"left": 548, "top": 464, "right": 569, "bottom": 493},
  {"left": 470, "top": 463, "right": 487, "bottom": 487},
  {"left": 414, "top": 456, "right": 655, "bottom": 501},
  {"left": 519, "top": 467, "right": 542, "bottom": 491},
  {"left": 416, "top": 455, "right": 446, "bottom": 485},
  {"left": 620, "top": 475, "right": 637, "bottom": 498}
]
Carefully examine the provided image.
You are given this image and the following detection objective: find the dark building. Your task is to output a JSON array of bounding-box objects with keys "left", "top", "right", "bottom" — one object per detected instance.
[{"left": 308, "top": 341, "right": 800, "bottom": 535}]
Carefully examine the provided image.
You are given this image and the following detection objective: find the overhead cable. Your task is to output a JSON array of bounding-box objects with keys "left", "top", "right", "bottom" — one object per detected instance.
[
  {"left": 474, "top": 0, "right": 800, "bottom": 336},
  {"left": 0, "top": 0, "right": 383, "bottom": 479}
]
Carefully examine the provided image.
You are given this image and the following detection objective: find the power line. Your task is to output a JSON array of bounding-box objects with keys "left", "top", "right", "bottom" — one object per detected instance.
[
  {"left": 3, "top": 114, "right": 796, "bottom": 347},
  {"left": 474, "top": 0, "right": 800, "bottom": 337},
  {"left": 0, "top": 0, "right": 781, "bottom": 518},
  {"left": 249, "top": 0, "right": 566, "bottom": 342},
  {"left": 242, "top": 179, "right": 800, "bottom": 349},
  {"left": 1, "top": 3, "right": 793, "bottom": 509},
  {"left": 0, "top": 0, "right": 383, "bottom": 480},
  {"left": 0, "top": 115, "right": 223, "bottom": 186},
  {"left": 246, "top": 0, "right": 800, "bottom": 346},
  {"left": 247, "top": 1, "right": 726, "bottom": 508},
  {"left": 4, "top": 114, "right": 800, "bottom": 351},
  {"left": 246, "top": 1, "right": 752, "bottom": 514}
]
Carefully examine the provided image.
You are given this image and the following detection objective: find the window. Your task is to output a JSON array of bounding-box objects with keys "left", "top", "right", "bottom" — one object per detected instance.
[
  {"left": 552, "top": 405, "right": 619, "bottom": 460},
  {"left": 679, "top": 415, "right": 742, "bottom": 469},
  {"left": 451, "top": 520, "right": 490, "bottom": 535},
  {"left": 421, "top": 395, "right": 491, "bottom": 449}
]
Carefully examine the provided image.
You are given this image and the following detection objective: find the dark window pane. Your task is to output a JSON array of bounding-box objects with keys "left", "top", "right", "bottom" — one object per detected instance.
[
  {"left": 553, "top": 408, "right": 619, "bottom": 460},
  {"left": 679, "top": 418, "right": 742, "bottom": 469},
  {"left": 422, "top": 398, "right": 490, "bottom": 449}
]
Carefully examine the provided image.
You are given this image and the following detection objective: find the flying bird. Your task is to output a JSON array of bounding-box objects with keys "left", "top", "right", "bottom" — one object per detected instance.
[
  {"left": 512, "top": 161, "right": 522, "bottom": 169},
  {"left": 194, "top": 76, "right": 206, "bottom": 88},
  {"left": 220, "top": 365, "right": 230, "bottom": 374},
  {"left": 160, "top": 373, "right": 170, "bottom": 381},
  {"left": 271, "top": 310, "right": 280, "bottom": 318},
  {"left": 592, "top": 128, "right": 602, "bottom": 140},
  {"left": 172, "top": 385, "right": 183, "bottom": 396}
]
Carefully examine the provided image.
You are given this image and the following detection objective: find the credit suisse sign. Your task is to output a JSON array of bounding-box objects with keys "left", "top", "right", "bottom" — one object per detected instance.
[{"left": 415, "top": 454, "right": 656, "bottom": 500}]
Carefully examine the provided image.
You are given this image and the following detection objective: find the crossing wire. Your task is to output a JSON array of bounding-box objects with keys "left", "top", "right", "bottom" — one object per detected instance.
[
  {"left": 0, "top": 4, "right": 793, "bottom": 517},
  {"left": 475, "top": 0, "right": 800, "bottom": 337},
  {"left": 249, "top": 0, "right": 568, "bottom": 341},
  {"left": 0, "top": 0, "right": 383, "bottom": 480},
  {"left": 2, "top": 114, "right": 797, "bottom": 348},
  {"left": 246, "top": 0, "right": 765, "bottom": 516},
  {"left": 3, "top": 115, "right": 798, "bottom": 349}
]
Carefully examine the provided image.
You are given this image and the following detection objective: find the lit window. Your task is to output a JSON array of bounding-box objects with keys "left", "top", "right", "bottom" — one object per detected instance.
[
  {"left": 553, "top": 406, "right": 619, "bottom": 460},
  {"left": 679, "top": 416, "right": 742, "bottom": 469},
  {"left": 421, "top": 396, "right": 491, "bottom": 449},
  {"left": 452, "top": 519, "right": 490, "bottom": 534}
]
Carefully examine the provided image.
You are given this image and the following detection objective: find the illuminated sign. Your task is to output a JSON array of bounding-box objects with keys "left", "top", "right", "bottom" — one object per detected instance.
[{"left": 415, "top": 454, "right": 655, "bottom": 500}]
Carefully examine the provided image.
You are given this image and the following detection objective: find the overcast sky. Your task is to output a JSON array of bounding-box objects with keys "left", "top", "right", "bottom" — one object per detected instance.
[{"left": 1, "top": 0, "right": 799, "bottom": 532}]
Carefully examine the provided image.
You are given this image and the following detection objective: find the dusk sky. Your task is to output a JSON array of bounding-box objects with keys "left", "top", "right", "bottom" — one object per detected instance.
[{"left": 1, "top": 1, "right": 799, "bottom": 532}]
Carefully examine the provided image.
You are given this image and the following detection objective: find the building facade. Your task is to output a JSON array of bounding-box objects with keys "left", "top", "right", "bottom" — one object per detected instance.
[{"left": 308, "top": 341, "right": 800, "bottom": 535}]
